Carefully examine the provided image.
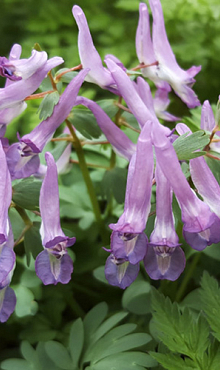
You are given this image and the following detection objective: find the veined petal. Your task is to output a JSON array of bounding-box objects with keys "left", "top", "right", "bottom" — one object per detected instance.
[
  {"left": 144, "top": 246, "right": 185, "bottom": 280},
  {"left": 35, "top": 250, "right": 73, "bottom": 285},
  {"left": 72, "top": 5, "right": 114, "bottom": 88},
  {"left": 0, "top": 246, "right": 16, "bottom": 289}
]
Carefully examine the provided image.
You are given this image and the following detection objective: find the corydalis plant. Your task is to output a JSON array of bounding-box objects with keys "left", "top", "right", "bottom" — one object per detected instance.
[{"left": 35, "top": 152, "right": 75, "bottom": 285}]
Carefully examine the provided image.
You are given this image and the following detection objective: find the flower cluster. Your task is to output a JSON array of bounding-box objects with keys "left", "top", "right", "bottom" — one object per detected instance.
[{"left": 1, "top": 0, "right": 220, "bottom": 322}]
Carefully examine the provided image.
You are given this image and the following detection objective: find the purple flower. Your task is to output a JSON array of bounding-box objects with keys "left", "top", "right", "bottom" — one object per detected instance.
[
  {"left": 72, "top": 5, "right": 116, "bottom": 91},
  {"left": 110, "top": 231, "right": 148, "bottom": 265},
  {"left": 105, "top": 255, "right": 139, "bottom": 289},
  {"left": 0, "top": 287, "right": 16, "bottom": 323},
  {"left": 0, "top": 46, "right": 63, "bottom": 110},
  {"left": 105, "top": 58, "right": 170, "bottom": 136},
  {"left": 152, "top": 123, "right": 220, "bottom": 250},
  {"left": 136, "top": 2, "right": 170, "bottom": 91},
  {"left": 0, "top": 225, "right": 16, "bottom": 323},
  {"left": 0, "top": 140, "right": 12, "bottom": 244},
  {"left": 35, "top": 152, "right": 75, "bottom": 285},
  {"left": 109, "top": 121, "right": 154, "bottom": 234},
  {"left": 153, "top": 89, "right": 180, "bottom": 122},
  {"left": 200, "top": 100, "right": 220, "bottom": 153},
  {"left": 136, "top": 1, "right": 201, "bottom": 108},
  {"left": 6, "top": 69, "right": 89, "bottom": 180},
  {"left": 75, "top": 96, "right": 136, "bottom": 161},
  {"left": 144, "top": 164, "right": 185, "bottom": 280}
]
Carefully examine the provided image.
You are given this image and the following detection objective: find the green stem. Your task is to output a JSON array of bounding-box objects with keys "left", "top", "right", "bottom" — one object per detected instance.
[
  {"left": 175, "top": 252, "right": 201, "bottom": 302},
  {"left": 66, "top": 120, "right": 109, "bottom": 245},
  {"left": 14, "top": 205, "right": 32, "bottom": 226}
]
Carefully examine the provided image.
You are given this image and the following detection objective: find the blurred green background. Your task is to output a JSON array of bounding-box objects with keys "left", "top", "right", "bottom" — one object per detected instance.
[{"left": 1, "top": 0, "right": 220, "bottom": 105}]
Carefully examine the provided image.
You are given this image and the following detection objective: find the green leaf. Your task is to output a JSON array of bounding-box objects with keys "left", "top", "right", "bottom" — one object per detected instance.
[
  {"left": 90, "top": 311, "right": 128, "bottom": 344},
  {"left": 122, "top": 280, "right": 151, "bottom": 315},
  {"left": 89, "top": 352, "right": 157, "bottom": 370},
  {"left": 45, "top": 341, "right": 73, "bottom": 369},
  {"left": 12, "top": 178, "right": 41, "bottom": 210},
  {"left": 83, "top": 302, "right": 108, "bottom": 349},
  {"left": 88, "top": 332, "right": 152, "bottom": 363},
  {"left": 55, "top": 68, "right": 78, "bottom": 83},
  {"left": 1, "top": 359, "right": 33, "bottom": 370},
  {"left": 13, "top": 285, "right": 38, "bottom": 317},
  {"left": 38, "top": 91, "right": 60, "bottom": 120},
  {"left": 173, "top": 130, "right": 210, "bottom": 160},
  {"left": 101, "top": 167, "right": 127, "bottom": 203},
  {"left": 93, "top": 266, "right": 108, "bottom": 285},
  {"left": 68, "top": 109, "right": 102, "bottom": 139},
  {"left": 203, "top": 243, "right": 220, "bottom": 261},
  {"left": 200, "top": 272, "right": 220, "bottom": 341},
  {"left": 150, "top": 352, "right": 196, "bottom": 370},
  {"left": 69, "top": 318, "right": 84, "bottom": 368},
  {"left": 36, "top": 343, "right": 61, "bottom": 370},
  {"left": 151, "top": 288, "right": 209, "bottom": 358}
]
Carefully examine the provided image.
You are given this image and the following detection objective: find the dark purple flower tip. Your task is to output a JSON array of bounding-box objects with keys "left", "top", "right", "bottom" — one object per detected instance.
[
  {"left": 183, "top": 215, "right": 220, "bottom": 251},
  {"left": 110, "top": 231, "right": 148, "bottom": 265},
  {"left": 45, "top": 236, "right": 76, "bottom": 249},
  {"left": 105, "top": 254, "right": 139, "bottom": 289},
  {"left": 35, "top": 250, "right": 73, "bottom": 285},
  {"left": 0, "top": 286, "right": 16, "bottom": 323},
  {"left": 0, "top": 57, "right": 22, "bottom": 81},
  {"left": 0, "top": 246, "right": 16, "bottom": 289},
  {"left": 144, "top": 245, "right": 185, "bottom": 281},
  {"left": 6, "top": 142, "right": 40, "bottom": 180}
]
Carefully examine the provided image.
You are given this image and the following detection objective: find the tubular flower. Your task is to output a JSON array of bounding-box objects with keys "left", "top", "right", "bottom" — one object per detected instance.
[
  {"left": 0, "top": 225, "right": 16, "bottom": 323},
  {"left": 176, "top": 122, "right": 220, "bottom": 219},
  {"left": 105, "top": 255, "right": 139, "bottom": 289},
  {"left": 72, "top": 5, "right": 116, "bottom": 91},
  {"left": 144, "top": 164, "right": 185, "bottom": 280},
  {"left": 200, "top": 100, "right": 220, "bottom": 153},
  {"left": 105, "top": 58, "right": 170, "bottom": 135},
  {"left": 152, "top": 123, "right": 220, "bottom": 250},
  {"left": 136, "top": 1, "right": 201, "bottom": 108},
  {"left": 35, "top": 152, "right": 75, "bottom": 285},
  {"left": 105, "top": 121, "right": 154, "bottom": 285},
  {"left": 0, "top": 140, "right": 12, "bottom": 244},
  {"left": 6, "top": 69, "right": 89, "bottom": 180},
  {"left": 0, "top": 46, "right": 63, "bottom": 110}
]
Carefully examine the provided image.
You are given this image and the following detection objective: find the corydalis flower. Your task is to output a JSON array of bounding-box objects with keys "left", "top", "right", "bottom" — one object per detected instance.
[
  {"left": 136, "top": 1, "right": 201, "bottom": 108},
  {"left": 35, "top": 152, "right": 75, "bottom": 285},
  {"left": 72, "top": 5, "right": 116, "bottom": 91},
  {"left": 6, "top": 69, "right": 89, "bottom": 180},
  {"left": 200, "top": 100, "right": 220, "bottom": 153},
  {"left": 0, "top": 140, "right": 12, "bottom": 244},
  {"left": 0, "top": 46, "right": 63, "bottom": 110},
  {"left": 0, "top": 225, "right": 16, "bottom": 323},
  {"left": 105, "top": 255, "right": 139, "bottom": 289},
  {"left": 144, "top": 164, "right": 185, "bottom": 280},
  {"left": 152, "top": 123, "right": 220, "bottom": 251}
]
